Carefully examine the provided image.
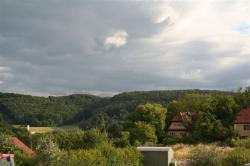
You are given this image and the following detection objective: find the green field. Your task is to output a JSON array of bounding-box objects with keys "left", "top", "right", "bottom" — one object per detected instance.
[{"left": 14, "top": 125, "right": 78, "bottom": 134}]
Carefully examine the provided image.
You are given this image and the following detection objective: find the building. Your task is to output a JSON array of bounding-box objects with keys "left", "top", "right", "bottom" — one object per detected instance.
[
  {"left": 137, "top": 147, "right": 174, "bottom": 166},
  {"left": 0, "top": 153, "right": 15, "bottom": 166},
  {"left": 234, "top": 108, "right": 250, "bottom": 137},
  {"left": 10, "top": 137, "right": 33, "bottom": 155},
  {"left": 167, "top": 112, "right": 192, "bottom": 137}
]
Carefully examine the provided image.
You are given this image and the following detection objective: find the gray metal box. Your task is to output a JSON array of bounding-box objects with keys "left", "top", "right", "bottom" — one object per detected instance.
[{"left": 137, "top": 147, "right": 174, "bottom": 166}]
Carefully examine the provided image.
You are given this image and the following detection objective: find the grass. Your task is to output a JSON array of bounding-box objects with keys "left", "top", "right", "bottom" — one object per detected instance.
[
  {"left": 14, "top": 125, "right": 78, "bottom": 134},
  {"left": 172, "top": 143, "right": 234, "bottom": 166}
]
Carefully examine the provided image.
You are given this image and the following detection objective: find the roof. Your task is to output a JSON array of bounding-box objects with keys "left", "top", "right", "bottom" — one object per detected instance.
[
  {"left": 171, "top": 112, "right": 192, "bottom": 122},
  {"left": 0, "top": 154, "right": 14, "bottom": 158},
  {"left": 235, "top": 108, "right": 250, "bottom": 124},
  {"left": 10, "top": 137, "right": 33, "bottom": 155},
  {"left": 137, "top": 147, "right": 173, "bottom": 152}
]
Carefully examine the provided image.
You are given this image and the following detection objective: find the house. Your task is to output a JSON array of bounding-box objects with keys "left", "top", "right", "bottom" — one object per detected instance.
[
  {"left": 0, "top": 153, "right": 15, "bottom": 166},
  {"left": 167, "top": 112, "right": 192, "bottom": 137},
  {"left": 10, "top": 137, "right": 33, "bottom": 155},
  {"left": 234, "top": 108, "right": 250, "bottom": 137}
]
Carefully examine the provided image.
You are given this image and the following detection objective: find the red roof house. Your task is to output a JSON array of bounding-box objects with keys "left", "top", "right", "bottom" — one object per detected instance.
[
  {"left": 235, "top": 108, "right": 250, "bottom": 124},
  {"left": 10, "top": 137, "right": 33, "bottom": 155},
  {"left": 235, "top": 108, "right": 250, "bottom": 137},
  {"left": 167, "top": 112, "right": 192, "bottom": 137}
]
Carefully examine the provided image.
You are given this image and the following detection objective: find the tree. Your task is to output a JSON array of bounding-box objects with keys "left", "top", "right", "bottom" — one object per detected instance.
[
  {"left": 34, "top": 137, "right": 61, "bottom": 166},
  {"left": 211, "top": 95, "right": 237, "bottom": 126},
  {"left": 234, "top": 86, "right": 250, "bottom": 109},
  {"left": 129, "top": 103, "right": 167, "bottom": 140},
  {"left": 82, "top": 128, "right": 108, "bottom": 149},
  {"left": 129, "top": 121, "right": 157, "bottom": 145}
]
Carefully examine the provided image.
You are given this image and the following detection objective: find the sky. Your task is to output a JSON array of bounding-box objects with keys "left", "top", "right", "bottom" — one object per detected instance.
[{"left": 0, "top": 0, "right": 250, "bottom": 96}]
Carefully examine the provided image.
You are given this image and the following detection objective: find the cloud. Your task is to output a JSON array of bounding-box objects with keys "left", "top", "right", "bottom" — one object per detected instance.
[
  {"left": 0, "top": 66, "right": 12, "bottom": 84},
  {"left": 0, "top": 0, "right": 249, "bottom": 95},
  {"left": 104, "top": 30, "right": 128, "bottom": 48}
]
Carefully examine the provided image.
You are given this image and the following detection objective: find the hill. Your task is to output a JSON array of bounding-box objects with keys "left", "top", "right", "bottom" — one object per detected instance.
[
  {"left": 0, "top": 93, "right": 100, "bottom": 126},
  {"left": 0, "top": 90, "right": 234, "bottom": 127}
]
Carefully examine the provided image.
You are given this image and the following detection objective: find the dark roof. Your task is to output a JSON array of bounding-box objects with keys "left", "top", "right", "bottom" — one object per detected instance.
[
  {"left": 11, "top": 137, "right": 33, "bottom": 155},
  {"left": 235, "top": 108, "right": 250, "bottom": 124},
  {"left": 171, "top": 112, "right": 192, "bottom": 122}
]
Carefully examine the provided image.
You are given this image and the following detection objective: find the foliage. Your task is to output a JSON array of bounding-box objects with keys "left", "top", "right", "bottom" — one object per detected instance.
[
  {"left": 34, "top": 137, "right": 61, "bottom": 166},
  {"left": 190, "top": 147, "right": 224, "bottom": 166},
  {"left": 58, "top": 144, "right": 142, "bottom": 166},
  {"left": 189, "top": 145, "right": 250, "bottom": 166},
  {"left": 230, "top": 137, "right": 250, "bottom": 148},
  {"left": 224, "top": 148, "right": 250, "bottom": 166},
  {"left": 234, "top": 87, "right": 250, "bottom": 109},
  {"left": 0, "top": 90, "right": 233, "bottom": 127},
  {"left": 166, "top": 93, "right": 238, "bottom": 142},
  {"left": 0, "top": 123, "right": 31, "bottom": 146},
  {"left": 112, "top": 131, "right": 131, "bottom": 147},
  {"left": 0, "top": 134, "right": 34, "bottom": 166},
  {"left": 31, "top": 128, "right": 108, "bottom": 150},
  {"left": 132, "top": 103, "right": 167, "bottom": 130},
  {"left": 59, "top": 149, "right": 106, "bottom": 166},
  {"left": 82, "top": 128, "right": 108, "bottom": 149},
  {"left": 0, "top": 93, "right": 100, "bottom": 126},
  {"left": 129, "top": 121, "right": 157, "bottom": 145},
  {"left": 31, "top": 129, "right": 142, "bottom": 166}
]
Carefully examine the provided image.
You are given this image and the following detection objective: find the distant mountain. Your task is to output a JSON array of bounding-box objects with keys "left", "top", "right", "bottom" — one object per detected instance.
[{"left": 0, "top": 90, "right": 234, "bottom": 126}]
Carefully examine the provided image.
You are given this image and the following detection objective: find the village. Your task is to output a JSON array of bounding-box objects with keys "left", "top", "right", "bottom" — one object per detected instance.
[{"left": 2, "top": 106, "right": 250, "bottom": 166}]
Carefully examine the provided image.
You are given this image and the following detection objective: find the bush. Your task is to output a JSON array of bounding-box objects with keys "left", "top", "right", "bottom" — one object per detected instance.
[
  {"left": 100, "top": 144, "right": 142, "bottom": 166},
  {"left": 31, "top": 128, "right": 108, "bottom": 150},
  {"left": 190, "top": 147, "right": 224, "bottom": 166},
  {"left": 82, "top": 128, "right": 108, "bottom": 149},
  {"left": 112, "top": 131, "right": 131, "bottom": 147},
  {"left": 232, "top": 137, "right": 250, "bottom": 148},
  {"left": 34, "top": 137, "right": 61, "bottom": 166},
  {"left": 59, "top": 149, "right": 107, "bottom": 166},
  {"left": 15, "top": 152, "right": 35, "bottom": 166},
  {"left": 58, "top": 144, "right": 142, "bottom": 166},
  {"left": 224, "top": 148, "right": 250, "bottom": 166},
  {"left": 162, "top": 136, "right": 186, "bottom": 145},
  {"left": 129, "top": 121, "right": 157, "bottom": 145}
]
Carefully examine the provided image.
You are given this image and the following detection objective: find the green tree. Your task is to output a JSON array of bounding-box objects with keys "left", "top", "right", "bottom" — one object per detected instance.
[
  {"left": 128, "top": 103, "right": 167, "bottom": 142},
  {"left": 129, "top": 121, "right": 157, "bottom": 145},
  {"left": 211, "top": 95, "right": 237, "bottom": 126},
  {"left": 34, "top": 137, "right": 61, "bottom": 166},
  {"left": 82, "top": 128, "right": 108, "bottom": 149}
]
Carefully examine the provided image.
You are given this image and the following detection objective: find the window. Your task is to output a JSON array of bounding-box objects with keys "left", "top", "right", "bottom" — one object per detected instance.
[{"left": 244, "top": 124, "right": 250, "bottom": 130}]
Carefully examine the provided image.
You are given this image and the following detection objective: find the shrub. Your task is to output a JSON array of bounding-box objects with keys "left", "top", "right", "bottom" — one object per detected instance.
[
  {"left": 82, "top": 128, "right": 108, "bottom": 149},
  {"left": 190, "top": 147, "right": 224, "bottom": 166},
  {"left": 100, "top": 144, "right": 142, "bottom": 166},
  {"left": 34, "top": 137, "right": 61, "bottom": 166},
  {"left": 224, "top": 148, "right": 250, "bottom": 166},
  {"left": 57, "top": 144, "right": 142, "bottom": 166},
  {"left": 59, "top": 149, "right": 107, "bottom": 166},
  {"left": 129, "top": 121, "right": 157, "bottom": 145},
  {"left": 233, "top": 137, "right": 250, "bottom": 148},
  {"left": 112, "top": 131, "right": 131, "bottom": 147}
]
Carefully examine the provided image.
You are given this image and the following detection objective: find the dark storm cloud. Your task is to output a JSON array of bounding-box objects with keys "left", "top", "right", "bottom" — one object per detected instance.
[{"left": 0, "top": 0, "right": 249, "bottom": 95}]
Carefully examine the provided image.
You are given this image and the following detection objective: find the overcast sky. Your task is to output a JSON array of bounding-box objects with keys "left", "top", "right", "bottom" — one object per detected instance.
[{"left": 0, "top": 0, "right": 250, "bottom": 96}]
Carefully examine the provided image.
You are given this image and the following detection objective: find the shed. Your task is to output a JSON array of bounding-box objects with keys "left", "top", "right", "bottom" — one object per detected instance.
[
  {"left": 0, "top": 154, "right": 15, "bottom": 166},
  {"left": 137, "top": 147, "right": 174, "bottom": 166}
]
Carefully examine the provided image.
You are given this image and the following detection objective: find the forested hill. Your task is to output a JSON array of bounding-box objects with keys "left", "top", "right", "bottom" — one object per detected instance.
[
  {"left": 0, "top": 90, "right": 234, "bottom": 126},
  {"left": 0, "top": 93, "right": 101, "bottom": 126}
]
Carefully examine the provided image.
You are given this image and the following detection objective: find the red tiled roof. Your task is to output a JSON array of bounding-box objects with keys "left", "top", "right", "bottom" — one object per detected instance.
[
  {"left": 171, "top": 112, "right": 192, "bottom": 122},
  {"left": 235, "top": 108, "right": 250, "bottom": 124},
  {"left": 11, "top": 137, "right": 33, "bottom": 155}
]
